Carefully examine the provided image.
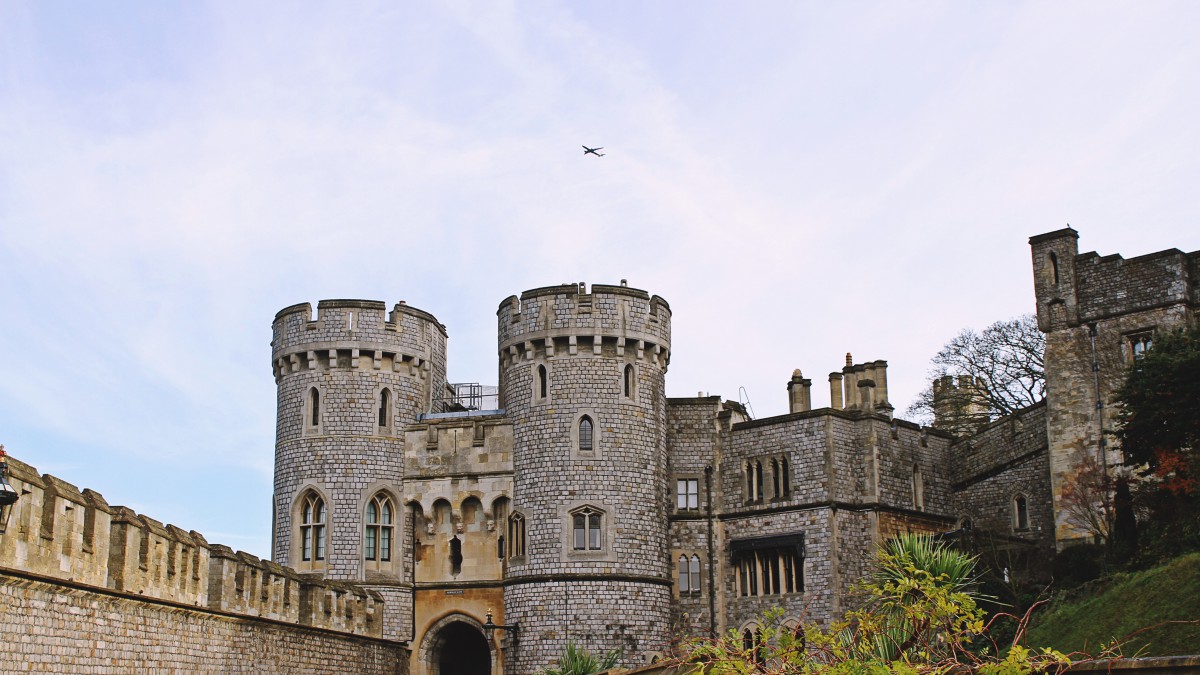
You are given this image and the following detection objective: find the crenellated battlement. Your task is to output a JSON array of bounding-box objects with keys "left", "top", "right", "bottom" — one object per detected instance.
[
  {"left": 0, "top": 454, "right": 384, "bottom": 638},
  {"left": 272, "top": 299, "right": 447, "bottom": 382},
  {"left": 496, "top": 282, "right": 671, "bottom": 369}
]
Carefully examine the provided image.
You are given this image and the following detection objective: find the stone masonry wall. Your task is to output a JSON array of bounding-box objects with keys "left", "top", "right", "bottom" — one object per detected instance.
[
  {"left": 0, "top": 573, "right": 407, "bottom": 674},
  {"left": 950, "top": 402, "right": 1053, "bottom": 554},
  {"left": 0, "top": 454, "right": 404, "bottom": 671}
]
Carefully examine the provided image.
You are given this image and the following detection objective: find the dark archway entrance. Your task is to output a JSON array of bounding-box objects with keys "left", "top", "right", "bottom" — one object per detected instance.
[{"left": 435, "top": 621, "right": 491, "bottom": 675}]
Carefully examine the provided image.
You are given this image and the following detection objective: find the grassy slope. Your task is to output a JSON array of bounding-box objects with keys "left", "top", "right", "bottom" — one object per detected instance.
[{"left": 1025, "top": 552, "right": 1200, "bottom": 657}]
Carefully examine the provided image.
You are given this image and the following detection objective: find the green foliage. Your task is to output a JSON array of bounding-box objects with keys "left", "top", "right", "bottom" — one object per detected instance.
[
  {"left": 539, "top": 641, "right": 621, "bottom": 675},
  {"left": 1027, "top": 552, "right": 1200, "bottom": 656},
  {"left": 1112, "top": 323, "right": 1200, "bottom": 561},
  {"left": 1051, "top": 544, "right": 1106, "bottom": 589},
  {"left": 679, "top": 535, "right": 1070, "bottom": 673}
]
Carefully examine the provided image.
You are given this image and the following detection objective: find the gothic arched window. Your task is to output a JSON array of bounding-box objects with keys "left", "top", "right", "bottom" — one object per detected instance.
[
  {"left": 300, "top": 492, "right": 326, "bottom": 562},
  {"left": 571, "top": 506, "right": 603, "bottom": 551},
  {"left": 365, "top": 493, "right": 394, "bottom": 562}
]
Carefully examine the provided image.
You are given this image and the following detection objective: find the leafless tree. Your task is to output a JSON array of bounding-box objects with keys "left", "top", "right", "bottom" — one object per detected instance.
[{"left": 907, "top": 314, "right": 1045, "bottom": 435}]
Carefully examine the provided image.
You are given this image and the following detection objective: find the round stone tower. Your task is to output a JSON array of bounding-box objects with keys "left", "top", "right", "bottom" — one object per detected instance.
[
  {"left": 497, "top": 282, "right": 672, "bottom": 672},
  {"left": 271, "top": 299, "right": 446, "bottom": 636}
]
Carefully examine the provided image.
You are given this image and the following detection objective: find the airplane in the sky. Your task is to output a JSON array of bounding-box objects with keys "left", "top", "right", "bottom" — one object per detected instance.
[{"left": 582, "top": 145, "right": 605, "bottom": 157}]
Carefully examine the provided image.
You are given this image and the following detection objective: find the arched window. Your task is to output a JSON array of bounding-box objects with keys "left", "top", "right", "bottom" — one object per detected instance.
[
  {"left": 299, "top": 493, "right": 326, "bottom": 562},
  {"left": 578, "top": 416, "right": 594, "bottom": 453},
  {"left": 624, "top": 364, "right": 634, "bottom": 398},
  {"left": 1049, "top": 251, "right": 1060, "bottom": 285},
  {"left": 365, "top": 494, "right": 394, "bottom": 563},
  {"left": 771, "top": 458, "right": 780, "bottom": 498},
  {"left": 378, "top": 389, "right": 391, "bottom": 428},
  {"left": 508, "top": 512, "right": 526, "bottom": 558},
  {"left": 572, "top": 506, "right": 603, "bottom": 551},
  {"left": 538, "top": 364, "right": 548, "bottom": 400},
  {"left": 309, "top": 388, "right": 321, "bottom": 428},
  {"left": 745, "top": 461, "right": 755, "bottom": 503},
  {"left": 1013, "top": 495, "right": 1030, "bottom": 531},
  {"left": 779, "top": 456, "right": 790, "bottom": 497},
  {"left": 912, "top": 464, "right": 925, "bottom": 511},
  {"left": 754, "top": 461, "right": 764, "bottom": 502},
  {"left": 676, "top": 554, "right": 702, "bottom": 594}
]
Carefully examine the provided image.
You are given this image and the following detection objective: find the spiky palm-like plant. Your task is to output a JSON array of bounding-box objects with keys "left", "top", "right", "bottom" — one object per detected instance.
[{"left": 539, "top": 641, "right": 621, "bottom": 675}]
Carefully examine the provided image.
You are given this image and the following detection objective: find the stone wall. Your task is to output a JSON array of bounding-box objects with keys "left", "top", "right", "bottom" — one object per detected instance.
[
  {"left": 0, "top": 455, "right": 405, "bottom": 672},
  {"left": 0, "top": 573, "right": 408, "bottom": 674},
  {"left": 950, "top": 401, "right": 1054, "bottom": 554}
]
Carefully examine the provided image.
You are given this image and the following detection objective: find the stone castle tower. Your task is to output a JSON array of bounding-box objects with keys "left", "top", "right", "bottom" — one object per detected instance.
[
  {"left": 271, "top": 299, "right": 447, "bottom": 633},
  {"left": 497, "top": 282, "right": 673, "bottom": 671},
  {"left": 1030, "top": 228, "right": 1198, "bottom": 546}
]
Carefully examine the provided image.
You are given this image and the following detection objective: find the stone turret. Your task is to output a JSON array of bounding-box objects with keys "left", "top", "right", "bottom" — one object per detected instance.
[
  {"left": 271, "top": 299, "right": 447, "bottom": 638},
  {"left": 497, "top": 282, "right": 672, "bottom": 673}
]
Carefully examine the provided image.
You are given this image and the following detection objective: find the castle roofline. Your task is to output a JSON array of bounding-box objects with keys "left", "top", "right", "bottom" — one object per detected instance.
[{"left": 1028, "top": 227, "right": 1079, "bottom": 245}]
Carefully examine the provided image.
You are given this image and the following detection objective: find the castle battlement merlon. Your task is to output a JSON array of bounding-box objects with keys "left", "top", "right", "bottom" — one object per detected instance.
[
  {"left": 0, "top": 453, "right": 385, "bottom": 639},
  {"left": 272, "top": 299, "right": 446, "bottom": 361},
  {"left": 271, "top": 299, "right": 449, "bottom": 382},
  {"left": 496, "top": 282, "right": 671, "bottom": 369}
]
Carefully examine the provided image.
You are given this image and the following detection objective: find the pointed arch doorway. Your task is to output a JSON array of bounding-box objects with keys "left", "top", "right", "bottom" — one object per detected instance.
[{"left": 421, "top": 615, "right": 494, "bottom": 675}]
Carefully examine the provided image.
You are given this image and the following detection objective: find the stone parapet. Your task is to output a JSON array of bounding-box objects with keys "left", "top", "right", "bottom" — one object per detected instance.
[{"left": 0, "top": 454, "right": 386, "bottom": 639}]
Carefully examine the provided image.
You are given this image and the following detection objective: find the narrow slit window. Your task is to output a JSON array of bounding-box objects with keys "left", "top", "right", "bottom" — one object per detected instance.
[
  {"left": 538, "top": 365, "right": 548, "bottom": 400},
  {"left": 579, "top": 416, "right": 594, "bottom": 453},
  {"left": 1049, "top": 252, "right": 1060, "bottom": 285},
  {"left": 378, "top": 389, "right": 391, "bottom": 427},
  {"left": 624, "top": 364, "right": 634, "bottom": 398},
  {"left": 309, "top": 389, "right": 320, "bottom": 427}
]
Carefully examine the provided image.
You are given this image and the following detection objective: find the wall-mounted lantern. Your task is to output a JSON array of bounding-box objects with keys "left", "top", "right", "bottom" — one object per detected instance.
[{"left": 483, "top": 608, "right": 519, "bottom": 646}]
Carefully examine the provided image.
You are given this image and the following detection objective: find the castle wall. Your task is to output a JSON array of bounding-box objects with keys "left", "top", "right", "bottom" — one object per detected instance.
[
  {"left": 0, "top": 454, "right": 405, "bottom": 671},
  {"left": 949, "top": 402, "right": 1053, "bottom": 553},
  {"left": 0, "top": 573, "right": 407, "bottom": 674}
]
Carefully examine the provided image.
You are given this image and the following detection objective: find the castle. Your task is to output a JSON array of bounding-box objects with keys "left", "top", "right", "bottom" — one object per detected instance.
[{"left": 1, "top": 227, "right": 1195, "bottom": 673}]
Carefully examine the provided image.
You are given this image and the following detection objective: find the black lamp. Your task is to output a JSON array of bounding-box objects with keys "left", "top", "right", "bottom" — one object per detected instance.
[
  {"left": 0, "top": 445, "right": 20, "bottom": 534},
  {"left": 483, "top": 609, "right": 519, "bottom": 643}
]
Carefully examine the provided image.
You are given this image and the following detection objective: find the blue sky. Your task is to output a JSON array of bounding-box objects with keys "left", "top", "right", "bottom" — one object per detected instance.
[{"left": 2, "top": 1, "right": 1198, "bottom": 558}]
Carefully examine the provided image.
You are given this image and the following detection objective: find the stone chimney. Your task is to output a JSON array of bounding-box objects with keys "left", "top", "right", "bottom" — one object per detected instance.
[
  {"left": 828, "top": 372, "right": 844, "bottom": 410},
  {"left": 788, "top": 369, "right": 812, "bottom": 413}
]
